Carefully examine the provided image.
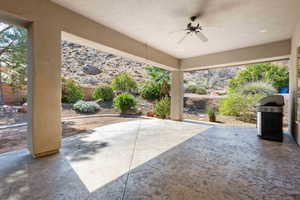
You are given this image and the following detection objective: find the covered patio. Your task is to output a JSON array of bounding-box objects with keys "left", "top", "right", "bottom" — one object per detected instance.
[
  {"left": 1, "top": 119, "right": 300, "bottom": 199},
  {"left": 1, "top": 0, "right": 300, "bottom": 199}
]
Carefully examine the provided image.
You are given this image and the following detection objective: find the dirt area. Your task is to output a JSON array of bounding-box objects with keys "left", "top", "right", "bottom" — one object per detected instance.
[
  {"left": 0, "top": 97, "right": 153, "bottom": 126},
  {"left": 183, "top": 113, "right": 256, "bottom": 127},
  {"left": 0, "top": 116, "right": 146, "bottom": 154},
  {"left": 0, "top": 98, "right": 152, "bottom": 154}
]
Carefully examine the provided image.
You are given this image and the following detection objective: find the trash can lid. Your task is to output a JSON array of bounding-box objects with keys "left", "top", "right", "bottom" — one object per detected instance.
[{"left": 256, "top": 95, "right": 284, "bottom": 107}]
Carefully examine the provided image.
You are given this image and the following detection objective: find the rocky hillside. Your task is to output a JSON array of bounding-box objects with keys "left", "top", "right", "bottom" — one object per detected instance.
[
  {"left": 61, "top": 40, "right": 289, "bottom": 90},
  {"left": 62, "top": 41, "right": 149, "bottom": 86},
  {"left": 184, "top": 67, "right": 243, "bottom": 90}
]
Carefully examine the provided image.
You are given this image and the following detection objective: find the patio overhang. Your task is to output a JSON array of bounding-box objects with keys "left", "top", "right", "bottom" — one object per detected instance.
[
  {"left": 0, "top": 0, "right": 300, "bottom": 157},
  {"left": 180, "top": 40, "right": 291, "bottom": 71},
  {"left": 0, "top": 0, "right": 180, "bottom": 70}
]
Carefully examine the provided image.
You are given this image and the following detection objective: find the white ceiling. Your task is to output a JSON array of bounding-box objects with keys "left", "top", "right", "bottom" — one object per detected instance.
[{"left": 52, "top": 0, "right": 300, "bottom": 59}]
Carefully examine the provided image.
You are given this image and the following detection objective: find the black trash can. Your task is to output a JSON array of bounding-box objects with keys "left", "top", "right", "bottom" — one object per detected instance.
[{"left": 256, "top": 95, "right": 284, "bottom": 142}]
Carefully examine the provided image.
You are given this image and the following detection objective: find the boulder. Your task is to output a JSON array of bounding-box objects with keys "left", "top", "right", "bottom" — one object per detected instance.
[{"left": 83, "top": 65, "right": 102, "bottom": 75}]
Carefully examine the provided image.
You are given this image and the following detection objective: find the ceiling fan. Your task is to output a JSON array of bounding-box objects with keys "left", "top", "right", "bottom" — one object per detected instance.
[
  {"left": 172, "top": 0, "right": 238, "bottom": 45},
  {"left": 175, "top": 15, "right": 208, "bottom": 44}
]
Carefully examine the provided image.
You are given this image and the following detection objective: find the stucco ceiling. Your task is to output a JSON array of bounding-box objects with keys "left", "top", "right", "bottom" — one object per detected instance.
[{"left": 52, "top": 0, "right": 300, "bottom": 59}]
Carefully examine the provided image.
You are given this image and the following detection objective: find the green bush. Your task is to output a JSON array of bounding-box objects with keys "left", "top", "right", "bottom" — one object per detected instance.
[
  {"left": 62, "top": 78, "right": 84, "bottom": 103},
  {"left": 186, "top": 84, "right": 198, "bottom": 93},
  {"left": 186, "top": 84, "right": 207, "bottom": 95},
  {"left": 196, "top": 87, "right": 207, "bottom": 95},
  {"left": 92, "top": 85, "right": 114, "bottom": 101},
  {"left": 111, "top": 73, "right": 137, "bottom": 93},
  {"left": 154, "top": 97, "right": 171, "bottom": 119},
  {"left": 73, "top": 100, "right": 100, "bottom": 113},
  {"left": 240, "top": 81, "right": 277, "bottom": 96},
  {"left": 113, "top": 93, "right": 137, "bottom": 113},
  {"left": 228, "top": 63, "right": 289, "bottom": 91},
  {"left": 140, "top": 80, "right": 161, "bottom": 100},
  {"left": 145, "top": 65, "right": 170, "bottom": 83},
  {"left": 219, "top": 93, "right": 263, "bottom": 121},
  {"left": 139, "top": 66, "right": 171, "bottom": 101}
]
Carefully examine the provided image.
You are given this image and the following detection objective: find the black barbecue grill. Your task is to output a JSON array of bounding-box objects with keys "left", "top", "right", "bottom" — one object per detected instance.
[{"left": 256, "top": 95, "right": 284, "bottom": 142}]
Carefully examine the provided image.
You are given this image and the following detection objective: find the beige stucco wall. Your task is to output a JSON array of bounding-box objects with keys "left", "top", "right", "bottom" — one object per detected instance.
[
  {"left": 170, "top": 71, "right": 183, "bottom": 121},
  {"left": 289, "top": 20, "right": 300, "bottom": 144}
]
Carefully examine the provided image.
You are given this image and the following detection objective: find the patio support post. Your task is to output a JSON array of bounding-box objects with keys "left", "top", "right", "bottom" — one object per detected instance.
[
  {"left": 289, "top": 42, "right": 299, "bottom": 143},
  {"left": 27, "top": 22, "right": 62, "bottom": 158},
  {"left": 170, "top": 70, "right": 183, "bottom": 121}
]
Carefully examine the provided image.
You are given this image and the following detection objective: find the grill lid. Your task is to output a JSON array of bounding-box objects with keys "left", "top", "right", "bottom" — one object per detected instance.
[{"left": 256, "top": 95, "right": 284, "bottom": 107}]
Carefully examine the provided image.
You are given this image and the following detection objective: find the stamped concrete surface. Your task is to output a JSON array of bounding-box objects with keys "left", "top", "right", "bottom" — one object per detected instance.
[{"left": 1, "top": 119, "right": 300, "bottom": 200}]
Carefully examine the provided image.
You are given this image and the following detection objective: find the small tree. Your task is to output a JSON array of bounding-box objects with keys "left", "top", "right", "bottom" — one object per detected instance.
[
  {"left": 228, "top": 63, "right": 289, "bottom": 91},
  {"left": 111, "top": 73, "right": 137, "bottom": 93},
  {"left": 0, "top": 23, "right": 27, "bottom": 104}
]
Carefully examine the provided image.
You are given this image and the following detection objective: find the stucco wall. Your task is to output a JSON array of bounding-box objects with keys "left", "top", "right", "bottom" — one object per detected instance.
[{"left": 289, "top": 19, "right": 300, "bottom": 144}]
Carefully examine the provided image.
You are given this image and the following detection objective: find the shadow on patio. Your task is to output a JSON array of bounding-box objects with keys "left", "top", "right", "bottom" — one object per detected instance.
[{"left": 0, "top": 119, "right": 300, "bottom": 200}]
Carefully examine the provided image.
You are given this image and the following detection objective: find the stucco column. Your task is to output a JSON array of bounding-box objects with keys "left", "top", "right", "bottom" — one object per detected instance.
[
  {"left": 288, "top": 41, "right": 299, "bottom": 143},
  {"left": 27, "top": 21, "right": 62, "bottom": 158},
  {"left": 170, "top": 71, "right": 184, "bottom": 121}
]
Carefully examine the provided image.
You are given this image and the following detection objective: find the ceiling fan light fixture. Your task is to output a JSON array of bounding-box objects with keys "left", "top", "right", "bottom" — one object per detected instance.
[{"left": 260, "top": 29, "right": 267, "bottom": 33}]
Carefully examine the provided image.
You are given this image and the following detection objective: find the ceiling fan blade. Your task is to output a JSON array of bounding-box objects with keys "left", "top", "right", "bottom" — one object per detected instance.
[
  {"left": 169, "top": 29, "right": 185, "bottom": 35},
  {"left": 195, "top": 31, "right": 208, "bottom": 42},
  {"left": 177, "top": 33, "right": 189, "bottom": 44},
  {"left": 194, "top": 0, "right": 210, "bottom": 18}
]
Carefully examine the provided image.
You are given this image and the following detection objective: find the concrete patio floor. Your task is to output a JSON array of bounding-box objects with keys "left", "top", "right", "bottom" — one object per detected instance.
[{"left": 1, "top": 119, "right": 300, "bottom": 200}]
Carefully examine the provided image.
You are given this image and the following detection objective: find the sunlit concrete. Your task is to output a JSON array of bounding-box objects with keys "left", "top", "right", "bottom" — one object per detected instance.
[
  {"left": 2, "top": 120, "right": 300, "bottom": 200},
  {"left": 64, "top": 119, "right": 210, "bottom": 192},
  {"left": 0, "top": 119, "right": 211, "bottom": 199}
]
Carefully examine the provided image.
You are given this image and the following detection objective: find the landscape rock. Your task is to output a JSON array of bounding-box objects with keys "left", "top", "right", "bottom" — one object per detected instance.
[
  {"left": 83, "top": 65, "right": 102, "bottom": 75},
  {"left": 61, "top": 40, "right": 289, "bottom": 91}
]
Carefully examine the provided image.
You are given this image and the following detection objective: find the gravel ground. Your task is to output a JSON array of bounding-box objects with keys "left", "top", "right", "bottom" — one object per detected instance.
[{"left": 0, "top": 116, "right": 146, "bottom": 154}]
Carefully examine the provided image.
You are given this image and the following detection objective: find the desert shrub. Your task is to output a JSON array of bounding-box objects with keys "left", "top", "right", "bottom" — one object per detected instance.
[
  {"left": 186, "top": 84, "right": 207, "bottom": 95},
  {"left": 62, "top": 78, "right": 84, "bottom": 103},
  {"left": 73, "top": 100, "right": 100, "bottom": 113},
  {"left": 196, "top": 87, "right": 208, "bottom": 95},
  {"left": 112, "top": 73, "right": 137, "bottom": 93},
  {"left": 240, "top": 81, "right": 277, "bottom": 96},
  {"left": 219, "top": 93, "right": 263, "bottom": 121},
  {"left": 228, "top": 63, "right": 289, "bottom": 91},
  {"left": 207, "top": 107, "right": 216, "bottom": 117},
  {"left": 113, "top": 93, "right": 137, "bottom": 113},
  {"left": 186, "top": 84, "right": 198, "bottom": 93},
  {"left": 154, "top": 97, "right": 171, "bottom": 119},
  {"left": 140, "top": 66, "right": 170, "bottom": 100},
  {"left": 140, "top": 80, "right": 161, "bottom": 100},
  {"left": 92, "top": 85, "right": 114, "bottom": 101},
  {"left": 140, "top": 80, "right": 170, "bottom": 101}
]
